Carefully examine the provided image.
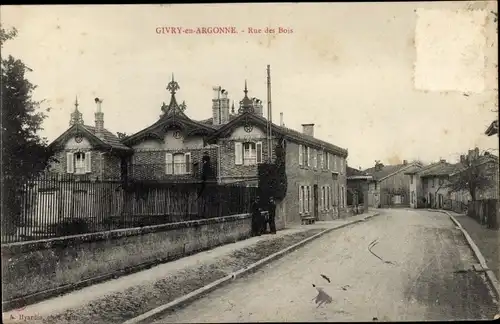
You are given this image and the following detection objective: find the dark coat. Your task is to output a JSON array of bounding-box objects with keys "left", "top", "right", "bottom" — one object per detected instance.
[{"left": 268, "top": 201, "right": 276, "bottom": 219}]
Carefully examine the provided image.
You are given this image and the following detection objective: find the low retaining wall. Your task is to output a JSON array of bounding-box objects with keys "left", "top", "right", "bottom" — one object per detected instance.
[{"left": 1, "top": 213, "right": 255, "bottom": 310}]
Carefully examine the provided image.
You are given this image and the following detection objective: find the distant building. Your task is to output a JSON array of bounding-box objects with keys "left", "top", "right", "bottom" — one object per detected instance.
[
  {"left": 346, "top": 166, "right": 372, "bottom": 210},
  {"left": 363, "top": 160, "right": 422, "bottom": 208}
]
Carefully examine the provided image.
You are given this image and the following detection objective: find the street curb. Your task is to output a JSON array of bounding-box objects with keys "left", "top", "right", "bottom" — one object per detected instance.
[
  {"left": 440, "top": 210, "right": 500, "bottom": 303},
  {"left": 122, "top": 212, "right": 380, "bottom": 324}
]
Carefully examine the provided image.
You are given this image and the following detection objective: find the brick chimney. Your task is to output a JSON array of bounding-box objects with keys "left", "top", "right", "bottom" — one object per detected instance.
[
  {"left": 220, "top": 89, "right": 230, "bottom": 124},
  {"left": 460, "top": 155, "right": 466, "bottom": 163},
  {"left": 301, "top": 123, "right": 315, "bottom": 137},
  {"left": 212, "top": 86, "right": 230, "bottom": 125},
  {"left": 94, "top": 97, "right": 105, "bottom": 140},
  {"left": 252, "top": 97, "right": 263, "bottom": 117},
  {"left": 403, "top": 160, "right": 408, "bottom": 165},
  {"left": 374, "top": 160, "right": 384, "bottom": 171},
  {"left": 280, "top": 112, "right": 284, "bottom": 126}
]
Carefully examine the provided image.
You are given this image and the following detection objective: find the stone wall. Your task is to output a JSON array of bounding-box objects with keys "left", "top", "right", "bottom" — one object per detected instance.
[{"left": 1, "top": 213, "right": 256, "bottom": 310}]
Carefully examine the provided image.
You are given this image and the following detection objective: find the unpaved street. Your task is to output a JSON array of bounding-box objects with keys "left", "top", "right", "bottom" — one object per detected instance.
[{"left": 152, "top": 209, "right": 499, "bottom": 322}]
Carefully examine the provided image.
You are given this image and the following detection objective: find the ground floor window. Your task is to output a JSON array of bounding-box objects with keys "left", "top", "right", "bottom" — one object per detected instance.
[
  {"left": 166, "top": 152, "right": 191, "bottom": 175},
  {"left": 66, "top": 151, "right": 91, "bottom": 174}
]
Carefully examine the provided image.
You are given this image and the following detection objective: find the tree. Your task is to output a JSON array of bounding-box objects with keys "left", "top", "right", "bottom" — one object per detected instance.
[
  {"left": 446, "top": 152, "right": 490, "bottom": 202},
  {"left": 1, "top": 25, "right": 53, "bottom": 235}
]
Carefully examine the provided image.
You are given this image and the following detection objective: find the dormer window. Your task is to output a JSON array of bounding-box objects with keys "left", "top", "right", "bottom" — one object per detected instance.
[{"left": 66, "top": 151, "right": 91, "bottom": 174}]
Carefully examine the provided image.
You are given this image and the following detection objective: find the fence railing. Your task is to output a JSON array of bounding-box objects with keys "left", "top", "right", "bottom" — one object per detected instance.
[
  {"left": 442, "top": 199, "right": 468, "bottom": 214},
  {"left": 1, "top": 174, "right": 257, "bottom": 244},
  {"left": 467, "top": 199, "right": 499, "bottom": 230}
]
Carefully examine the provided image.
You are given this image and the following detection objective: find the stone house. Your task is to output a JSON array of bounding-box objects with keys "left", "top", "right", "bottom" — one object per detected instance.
[
  {"left": 363, "top": 160, "right": 422, "bottom": 208},
  {"left": 416, "top": 160, "right": 458, "bottom": 209},
  {"left": 346, "top": 166, "right": 372, "bottom": 211},
  {"left": 47, "top": 97, "right": 132, "bottom": 180},
  {"left": 450, "top": 149, "right": 499, "bottom": 201},
  {"left": 46, "top": 76, "right": 349, "bottom": 228}
]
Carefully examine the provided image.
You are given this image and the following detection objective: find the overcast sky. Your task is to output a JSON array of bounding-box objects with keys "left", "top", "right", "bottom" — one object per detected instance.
[{"left": 2, "top": 2, "right": 498, "bottom": 170}]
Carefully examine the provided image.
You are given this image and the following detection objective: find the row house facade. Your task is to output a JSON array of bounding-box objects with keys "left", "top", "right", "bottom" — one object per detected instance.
[
  {"left": 363, "top": 160, "right": 422, "bottom": 208},
  {"left": 405, "top": 148, "right": 498, "bottom": 209},
  {"left": 47, "top": 76, "right": 349, "bottom": 228}
]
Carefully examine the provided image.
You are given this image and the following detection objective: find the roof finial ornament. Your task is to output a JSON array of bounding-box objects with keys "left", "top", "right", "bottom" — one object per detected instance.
[
  {"left": 167, "top": 73, "right": 180, "bottom": 95},
  {"left": 239, "top": 80, "right": 254, "bottom": 114},
  {"left": 179, "top": 100, "right": 187, "bottom": 112},
  {"left": 70, "top": 95, "right": 84, "bottom": 126}
]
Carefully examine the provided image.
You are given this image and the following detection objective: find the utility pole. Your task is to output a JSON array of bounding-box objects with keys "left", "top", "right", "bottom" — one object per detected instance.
[
  {"left": 218, "top": 86, "right": 222, "bottom": 125},
  {"left": 267, "top": 65, "right": 273, "bottom": 162}
]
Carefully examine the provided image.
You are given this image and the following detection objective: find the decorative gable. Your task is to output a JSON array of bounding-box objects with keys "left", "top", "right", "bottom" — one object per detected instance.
[{"left": 123, "top": 75, "right": 217, "bottom": 148}]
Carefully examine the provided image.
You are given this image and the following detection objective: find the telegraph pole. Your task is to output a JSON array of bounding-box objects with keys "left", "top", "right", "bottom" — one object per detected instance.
[{"left": 267, "top": 65, "right": 273, "bottom": 162}]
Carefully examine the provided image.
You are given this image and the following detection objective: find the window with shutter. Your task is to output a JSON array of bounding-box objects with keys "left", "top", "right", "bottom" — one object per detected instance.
[
  {"left": 66, "top": 152, "right": 74, "bottom": 173},
  {"left": 320, "top": 151, "right": 324, "bottom": 169},
  {"left": 185, "top": 152, "right": 191, "bottom": 174},
  {"left": 243, "top": 142, "right": 257, "bottom": 165},
  {"left": 235, "top": 142, "right": 243, "bottom": 165},
  {"left": 85, "top": 152, "right": 92, "bottom": 173},
  {"left": 327, "top": 186, "right": 330, "bottom": 210},
  {"left": 74, "top": 152, "right": 86, "bottom": 174},
  {"left": 312, "top": 149, "right": 317, "bottom": 168},
  {"left": 306, "top": 147, "right": 310, "bottom": 166},
  {"left": 166, "top": 153, "right": 173, "bottom": 174},
  {"left": 299, "top": 145, "right": 303, "bottom": 166},
  {"left": 321, "top": 187, "right": 325, "bottom": 210},
  {"left": 256, "top": 142, "right": 263, "bottom": 163},
  {"left": 299, "top": 185, "right": 304, "bottom": 214},
  {"left": 306, "top": 186, "right": 311, "bottom": 213}
]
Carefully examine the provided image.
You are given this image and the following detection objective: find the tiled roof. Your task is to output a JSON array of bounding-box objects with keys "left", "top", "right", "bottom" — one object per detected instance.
[
  {"left": 485, "top": 120, "right": 498, "bottom": 136},
  {"left": 403, "top": 165, "right": 422, "bottom": 175},
  {"left": 417, "top": 162, "right": 460, "bottom": 177},
  {"left": 347, "top": 166, "right": 370, "bottom": 177},
  {"left": 206, "top": 112, "right": 348, "bottom": 156},
  {"left": 363, "top": 164, "right": 412, "bottom": 181},
  {"left": 196, "top": 114, "right": 239, "bottom": 129},
  {"left": 83, "top": 125, "right": 131, "bottom": 151},
  {"left": 275, "top": 121, "right": 348, "bottom": 156}
]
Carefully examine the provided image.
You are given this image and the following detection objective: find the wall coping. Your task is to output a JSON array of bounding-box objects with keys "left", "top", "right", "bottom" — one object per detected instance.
[{"left": 1, "top": 213, "right": 254, "bottom": 255}]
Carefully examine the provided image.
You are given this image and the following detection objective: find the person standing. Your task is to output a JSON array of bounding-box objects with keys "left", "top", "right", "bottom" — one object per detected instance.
[
  {"left": 267, "top": 196, "right": 277, "bottom": 234},
  {"left": 250, "top": 196, "right": 263, "bottom": 236}
]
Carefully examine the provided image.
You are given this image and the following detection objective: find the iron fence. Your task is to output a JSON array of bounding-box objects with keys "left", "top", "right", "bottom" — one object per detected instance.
[
  {"left": 468, "top": 199, "right": 499, "bottom": 230},
  {"left": 442, "top": 199, "right": 468, "bottom": 214},
  {"left": 1, "top": 174, "right": 257, "bottom": 243}
]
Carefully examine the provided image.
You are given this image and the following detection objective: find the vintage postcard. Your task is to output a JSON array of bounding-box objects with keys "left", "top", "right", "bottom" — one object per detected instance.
[{"left": 1, "top": 2, "right": 499, "bottom": 323}]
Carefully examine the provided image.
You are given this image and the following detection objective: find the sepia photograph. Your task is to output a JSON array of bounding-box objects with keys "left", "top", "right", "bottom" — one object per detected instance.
[{"left": 1, "top": 2, "right": 499, "bottom": 323}]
